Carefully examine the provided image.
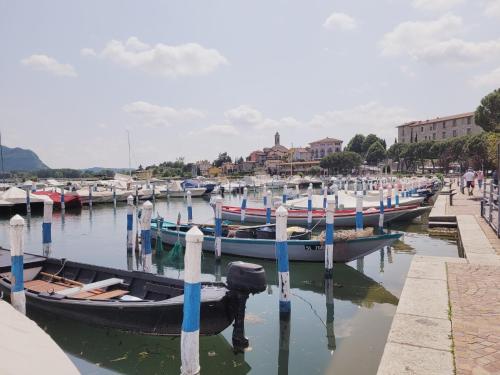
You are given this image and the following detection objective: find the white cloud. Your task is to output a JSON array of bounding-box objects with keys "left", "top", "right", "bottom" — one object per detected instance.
[
  {"left": 412, "top": 0, "right": 464, "bottom": 11},
  {"left": 86, "top": 36, "right": 228, "bottom": 77},
  {"left": 470, "top": 66, "right": 500, "bottom": 87},
  {"left": 191, "top": 124, "right": 239, "bottom": 136},
  {"left": 223, "top": 105, "right": 301, "bottom": 130},
  {"left": 483, "top": 0, "right": 500, "bottom": 18},
  {"left": 400, "top": 65, "right": 416, "bottom": 78},
  {"left": 123, "top": 101, "right": 205, "bottom": 127},
  {"left": 379, "top": 14, "right": 500, "bottom": 65},
  {"left": 309, "top": 102, "right": 412, "bottom": 143},
  {"left": 21, "top": 54, "right": 77, "bottom": 77},
  {"left": 323, "top": 12, "right": 357, "bottom": 31},
  {"left": 80, "top": 48, "right": 97, "bottom": 57}
]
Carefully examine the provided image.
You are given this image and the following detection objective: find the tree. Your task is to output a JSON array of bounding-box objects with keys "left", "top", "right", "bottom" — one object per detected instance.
[
  {"left": 475, "top": 88, "right": 500, "bottom": 132},
  {"left": 365, "top": 141, "right": 386, "bottom": 165},
  {"left": 213, "top": 152, "right": 232, "bottom": 167},
  {"left": 345, "top": 134, "right": 365, "bottom": 154},
  {"left": 387, "top": 142, "right": 408, "bottom": 172},
  {"left": 362, "top": 134, "right": 386, "bottom": 153},
  {"left": 320, "top": 151, "right": 362, "bottom": 175}
]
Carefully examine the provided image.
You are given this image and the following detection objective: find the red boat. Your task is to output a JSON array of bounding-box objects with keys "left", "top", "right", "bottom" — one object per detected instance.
[{"left": 33, "top": 191, "right": 81, "bottom": 209}]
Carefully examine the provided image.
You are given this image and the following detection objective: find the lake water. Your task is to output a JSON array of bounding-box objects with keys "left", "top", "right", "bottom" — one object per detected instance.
[{"left": 0, "top": 191, "right": 458, "bottom": 375}]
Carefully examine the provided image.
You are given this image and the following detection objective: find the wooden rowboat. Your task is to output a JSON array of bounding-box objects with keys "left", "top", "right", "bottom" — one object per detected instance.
[{"left": 0, "top": 248, "right": 266, "bottom": 336}]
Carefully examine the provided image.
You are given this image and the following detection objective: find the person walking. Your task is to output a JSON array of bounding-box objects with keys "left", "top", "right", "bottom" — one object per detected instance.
[
  {"left": 463, "top": 168, "right": 475, "bottom": 196},
  {"left": 477, "top": 170, "right": 484, "bottom": 190}
]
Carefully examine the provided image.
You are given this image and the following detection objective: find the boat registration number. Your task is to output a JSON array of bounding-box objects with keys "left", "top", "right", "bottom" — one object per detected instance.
[{"left": 304, "top": 245, "right": 324, "bottom": 251}]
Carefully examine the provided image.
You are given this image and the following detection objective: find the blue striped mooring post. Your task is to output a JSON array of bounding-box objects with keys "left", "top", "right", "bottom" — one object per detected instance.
[
  {"left": 334, "top": 184, "right": 339, "bottom": 210},
  {"left": 181, "top": 226, "right": 203, "bottom": 375},
  {"left": 387, "top": 184, "right": 392, "bottom": 208},
  {"left": 325, "top": 197, "right": 335, "bottom": 278},
  {"left": 323, "top": 183, "right": 328, "bottom": 210},
  {"left": 266, "top": 190, "right": 272, "bottom": 225},
  {"left": 241, "top": 187, "right": 248, "bottom": 223},
  {"left": 135, "top": 185, "right": 139, "bottom": 206},
  {"left": 127, "top": 195, "right": 134, "bottom": 251},
  {"left": 60, "top": 187, "right": 65, "bottom": 211},
  {"left": 88, "top": 185, "right": 93, "bottom": 208},
  {"left": 307, "top": 184, "right": 313, "bottom": 228},
  {"left": 25, "top": 187, "right": 31, "bottom": 215},
  {"left": 187, "top": 191, "right": 193, "bottom": 225},
  {"left": 395, "top": 182, "right": 400, "bottom": 207},
  {"left": 362, "top": 180, "right": 367, "bottom": 196},
  {"left": 141, "top": 201, "right": 153, "bottom": 272},
  {"left": 276, "top": 206, "right": 291, "bottom": 315},
  {"left": 215, "top": 196, "right": 223, "bottom": 260},
  {"left": 355, "top": 191, "right": 363, "bottom": 231},
  {"left": 42, "top": 199, "right": 53, "bottom": 257},
  {"left": 10, "top": 214, "right": 26, "bottom": 314},
  {"left": 283, "top": 184, "right": 288, "bottom": 204},
  {"left": 378, "top": 186, "right": 385, "bottom": 233}
]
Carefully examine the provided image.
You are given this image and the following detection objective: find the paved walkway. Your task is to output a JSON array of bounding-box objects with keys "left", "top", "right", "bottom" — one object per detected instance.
[{"left": 378, "top": 180, "right": 500, "bottom": 375}]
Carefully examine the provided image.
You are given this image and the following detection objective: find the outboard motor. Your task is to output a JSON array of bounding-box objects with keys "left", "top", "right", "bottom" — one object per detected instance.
[{"left": 226, "top": 261, "right": 266, "bottom": 351}]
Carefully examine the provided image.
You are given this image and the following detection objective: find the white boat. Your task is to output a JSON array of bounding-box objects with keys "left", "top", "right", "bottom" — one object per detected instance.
[
  {"left": 163, "top": 181, "right": 206, "bottom": 198},
  {"left": 2, "top": 186, "right": 51, "bottom": 205}
]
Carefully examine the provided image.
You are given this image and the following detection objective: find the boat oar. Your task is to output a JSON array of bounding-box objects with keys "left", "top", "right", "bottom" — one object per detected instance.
[{"left": 39, "top": 272, "right": 85, "bottom": 287}]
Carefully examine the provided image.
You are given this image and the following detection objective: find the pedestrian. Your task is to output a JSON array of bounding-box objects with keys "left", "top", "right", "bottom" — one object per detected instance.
[
  {"left": 463, "top": 168, "right": 475, "bottom": 196},
  {"left": 477, "top": 170, "right": 484, "bottom": 190}
]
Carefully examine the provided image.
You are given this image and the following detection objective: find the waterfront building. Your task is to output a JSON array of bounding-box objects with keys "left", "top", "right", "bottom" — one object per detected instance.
[
  {"left": 195, "top": 160, "right": 212, "bottom": 177},
  {"left": 397, "top": 112, "right": 483, "bottom": 143},
  {"left": 289, "top": 147, "right": 312, "bottom": 161},
  {"left": 309, "top": 137, "right": 343, "bottom": 160}
]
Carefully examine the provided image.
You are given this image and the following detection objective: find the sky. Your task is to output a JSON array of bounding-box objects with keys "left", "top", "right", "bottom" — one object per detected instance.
[{"left": 1, "top": 0, "right": 500, "bottom": 169}]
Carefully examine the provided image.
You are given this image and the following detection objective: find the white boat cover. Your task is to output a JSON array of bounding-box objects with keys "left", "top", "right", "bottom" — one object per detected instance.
[{"left": 2, "top": 187, "right": 52, "bottom": 204}]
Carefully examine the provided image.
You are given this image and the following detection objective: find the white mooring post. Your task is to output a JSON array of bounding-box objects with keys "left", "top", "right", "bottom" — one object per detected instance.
[
  {"left": 307, "top": 184, "right": 313, "bottom": 228},
  {"left": 378, "top": 186, "right": 385, "bottom": 234},
  {"left": 60, "top": 187, "right": 65, "bottom": 211},
  {"left": 355, "top": 191, "right": 363, "bottom": 231},
  {"left": 181, "top": 226, "right": 203, "bottom": 375},
  {"left": 283, "top": 184, "right": 288, "bottom": 204},
  {"left": 266, "top": 190, "right": 272, "bottom": 225},
  {"left": 295, "top": 185, "right": 300, "bottom": 199},
  {"left": 187, "top": 191, "right": 193, "bottom": 225},
  {"left": 127, "top": 195, "right": 134, "bottom": 251},
  {"left": 10, "top": 214, "right": 26, "bottom": 314},
  {"left": 141, "top": 201, "right": 153, "bottom": 272},
  {"left": 215, "top": 196, "right": 223, "bottom": 260},
  {"left": 25, "top": 188, "right": 31, "bottom": 215},
  {"left": 325, "top": 197, "right": 335, "bottom": 278},
  {"left": 395, "top": 182, "right": 400, "bottom": 208},
  {"left": 276, "top": 206, "right": 291, "bottom": 315},
  {"left": 88, "top": 185, "right": 93, "bottom": 208},
  {"left": 135, "top": 185, "right": 139, "bottom": 206},
  {"left": 152, "top": 183, "right": 156, "bottom": 205},
  {"left": 42, "top": 199, "right": 53, "bottom": 257},
  {"left": 241, "top": 187, "right": 248, "bottom": 223},
  {"left": 387, "top": 184, "right": 392, "bottom": 208},
  {"left": 323, "top": 183, "right": 328, "bottom": 210}
]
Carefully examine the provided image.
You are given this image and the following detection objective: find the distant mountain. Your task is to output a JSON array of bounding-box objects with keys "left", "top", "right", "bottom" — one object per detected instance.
[{"left": 0, "top": 145, "right": 49, "bottom": 171}]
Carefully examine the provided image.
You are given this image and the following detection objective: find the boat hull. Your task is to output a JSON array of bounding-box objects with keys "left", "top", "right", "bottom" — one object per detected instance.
[{"left": 154, "top": 227, "right": 401, "bottom": 263}]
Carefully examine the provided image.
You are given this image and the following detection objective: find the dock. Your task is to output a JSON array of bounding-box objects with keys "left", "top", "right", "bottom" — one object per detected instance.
[
  {"left": 0, "top": 299, "right": 79, "bottom": 374},
  {"left": 378, "top": 183, "right": 500, "bottom": 375}
]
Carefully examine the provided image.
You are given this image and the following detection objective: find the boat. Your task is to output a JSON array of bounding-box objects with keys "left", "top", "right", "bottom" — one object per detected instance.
[
  {"left": 181, "top": 178, "right": 217, "bottom": 195},
  {"left": 1, "top": 186, "right": 51, "bottom": 212},
  {"left": 33, "top": 191, "right": 81, "bottom": 209},
  {"left": 220, "top": 204, "right": 431, "bottom": 227},
  {"left": 0, "top": 248, "right": 267, "bottom": 336},
  {"left": 164, "top": 180, "right": 206, "bottom": 198},
  {"left": 152, "top": 221, "right": 402, "bottom": 263}
]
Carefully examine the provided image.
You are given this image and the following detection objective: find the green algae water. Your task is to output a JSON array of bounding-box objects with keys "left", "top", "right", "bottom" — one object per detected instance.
[{"left": 0, "top": 192, "right": 458, "bottom": 374}]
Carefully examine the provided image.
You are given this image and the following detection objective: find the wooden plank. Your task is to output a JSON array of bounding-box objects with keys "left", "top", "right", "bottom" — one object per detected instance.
[
  {"left": 89, "top": 290, "right": 129, "bottom": 300},
  {"left": 56, "top": 278, "right": 124, "bottom": 297},
  {"left": 25, "top": 280, "right": 68, "bottom": 293}
]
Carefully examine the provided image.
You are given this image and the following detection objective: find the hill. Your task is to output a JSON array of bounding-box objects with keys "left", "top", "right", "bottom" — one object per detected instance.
[{"left": 0, "top": 145, "right": 49, "bottom": 171}]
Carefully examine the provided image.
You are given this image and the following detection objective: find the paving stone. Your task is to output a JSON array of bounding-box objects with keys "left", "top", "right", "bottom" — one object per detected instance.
[{"left": 397, "top": 277, "right": 449, "bottom": 320}]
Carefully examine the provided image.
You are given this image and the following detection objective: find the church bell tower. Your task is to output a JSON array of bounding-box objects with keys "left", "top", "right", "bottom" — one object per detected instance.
[{"left": 275, "top": 131, "right": 280, "bottom": 146}]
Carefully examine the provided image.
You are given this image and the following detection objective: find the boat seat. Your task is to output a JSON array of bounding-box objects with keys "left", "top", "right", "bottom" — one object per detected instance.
[
  {"left": 25, "top": 279, "right": 69, "bottom": 293},
  {"left": 56, "top": 278, "right": 124, "bottom": 297},
  {"left": 88, "top": 289, "right": 129, "bottom": 300}
]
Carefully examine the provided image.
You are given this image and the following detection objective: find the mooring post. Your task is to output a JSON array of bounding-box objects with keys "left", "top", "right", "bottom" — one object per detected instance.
[
  {"left": 42, "top": 199, "right": 53, "bottom": 257},
  {"left": 241, "top": 187, "right": 248, "bottom": 223},
  {"left": 278, "top": 312, "right": 291, "bottom": 375},
  {"left": 187, "top": 191, "right": 193, "bottom": 225},
  {"left": 334, "top": 184, "right": 339, "bottom": 210},
  {"left": 141, "top": 201, "right": 153, "bottom": 272},
  {"left": 263, "top": 186, "right": 268, "bottom": 208},
  {"left": 127, "top": 195, "right": 134, "bottom": 252},
  {"left": 283, "top": 184, "right": 288, "bottom": 204},
  {"left": 60, "top": 187, "right": 65, "bottom": 211},
  {"left": 356, "top": 191, "right": 363, "bottom": 231},
  {"left": 266, "top": 189, "right": 272, "bottom": 224},
  {"left": 181, "top": 226, "right": 203, "bottom": 375},
  {"left": 362, "top": 180, "right": 367, "bottom": 196},
  {"left": 10, "top": 214, "right": 26, "bottom": 314},
  {"left": 325, "top": 276, "right": 336, "bottom": 350},
  {"left": 88, "top": 185, "right": 93, "bottom": 208},
  {"left": 387, "top": 184, "right": 392, "bottom": 208},
  {"left": 112, "top": 186, "right": 116, "bottom": 208},
  {"left": 395, "top": 182, "right": 400, "bottom": 208},
  {"left": 25, "top": 187, "right": 31, "bottom": 215},
  {"left": 135, "top": 185, "right": 139, "bottom": 206},
  {"left": 152, "top": 184, "right": 156, "bottom": 205},
  {"left": 379, "top": 186, "right": 385, "bottom": 234},
  {"left": 276, "top": 206, "right": 291, "bottom": 315},
  {"left": 307, "top": 184, "right": 313, "bottom": 229},
  {"left": 325, "top": 197, "right": 335, "bottom": 278},
  {"left": 323, "top": 183, "right": 328, "bottom": 210},
  {"left": 295, "top": 184, "right": 300, "bottom": 198},
  {"left": 215, "top": 196, "right": 223, "bottom": 260}
]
